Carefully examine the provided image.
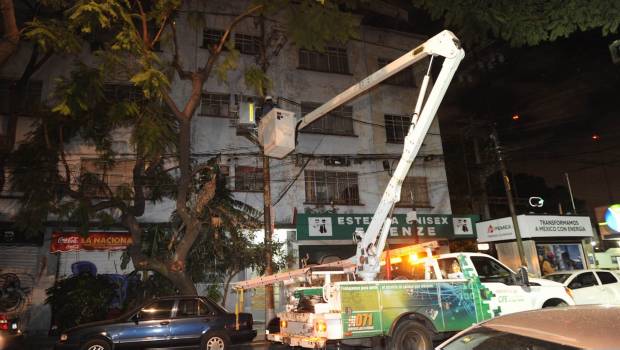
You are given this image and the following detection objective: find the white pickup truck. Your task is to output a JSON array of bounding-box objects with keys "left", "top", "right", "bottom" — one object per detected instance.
[{"left": 267, "top": 252, "right": 575, "bottom": 350}]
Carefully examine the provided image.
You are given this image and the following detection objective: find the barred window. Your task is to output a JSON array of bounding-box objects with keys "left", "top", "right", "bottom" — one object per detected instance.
[
  {"left": 397, "top": 176, "right": 430, "bottom": 207},
  {"left": 200, "top": 93, "right": 230, "bottom": 117},
  {"left": 203, "top": 29, "right": 226, "bottom": 49},
  {"left": 385, "top": 114, "right": 411, "bottom": 143},
  {"left": 377, "top": 58, "right": 417, "bottom": 87},
  {"left": 235, "top": 33, "right": 260, "bottom": 55},
  {"left": 301, "top": 102, "right": 354, "bottom": 136},
  {"left": 81, "top": 159, "right": 135, "bottom": 198},
  {"left": 304, "top": 170, "right": 359, "bottom": 205},
  {"left": 235, "top": 166, "right": 263, "bottom": 192},
  {"left": 299, "top": 47, "right": 349, "bottom": 74}
]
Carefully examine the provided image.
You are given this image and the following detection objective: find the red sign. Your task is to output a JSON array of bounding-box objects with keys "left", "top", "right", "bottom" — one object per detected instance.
[{"left": 50, "top": 232, "right": 133, "bottom": 252}]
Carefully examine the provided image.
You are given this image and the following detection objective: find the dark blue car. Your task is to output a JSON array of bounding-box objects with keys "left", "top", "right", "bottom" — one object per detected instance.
[{"left": 54, "top": 296, "right": 256, "bottom": 350}]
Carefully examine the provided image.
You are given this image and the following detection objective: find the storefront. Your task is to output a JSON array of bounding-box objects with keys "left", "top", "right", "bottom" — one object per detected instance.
[
  {"left": 293, "top": 213, "right": 479, "bottom": 266},
  {"left": 476, "top": 215, "right": 594, "bottom": 277},
  {"left": 50, "top": 231, "right": 135, "bottom": 278}
]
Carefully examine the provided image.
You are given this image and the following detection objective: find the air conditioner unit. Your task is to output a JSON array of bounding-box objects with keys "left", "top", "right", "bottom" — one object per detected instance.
[
  {"left": 258, "top": 108, "right": 296, "bottom": 159},
  {"left": 324, "top": 156, "right": 350, "bottom": 166}
]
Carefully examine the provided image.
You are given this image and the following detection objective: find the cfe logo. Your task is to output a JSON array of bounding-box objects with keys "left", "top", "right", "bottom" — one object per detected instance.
[{"left": 529, "top": 197, "right": 544, "bottom": 208}]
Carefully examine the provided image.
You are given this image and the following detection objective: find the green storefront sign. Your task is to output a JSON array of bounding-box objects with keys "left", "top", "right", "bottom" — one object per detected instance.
[{"left": 296, "top": 213, "right": 479, "bottom": 240}]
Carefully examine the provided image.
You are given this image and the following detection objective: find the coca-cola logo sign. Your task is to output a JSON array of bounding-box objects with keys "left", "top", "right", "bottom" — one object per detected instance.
[{"left": 56, "top": 236, "right": 80, "bottom": 244}]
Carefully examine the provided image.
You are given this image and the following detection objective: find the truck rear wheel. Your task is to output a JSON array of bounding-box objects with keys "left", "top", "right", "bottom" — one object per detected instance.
[{"left": 389, "top": 320, "right": 433, "bottom": 350}]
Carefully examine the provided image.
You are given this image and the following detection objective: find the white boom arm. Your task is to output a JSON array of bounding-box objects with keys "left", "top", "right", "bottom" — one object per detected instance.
[
  {"left": 296, "top": 31, "right": 464, "bottom": 281},
  {"left": 353, "top": 31, "right": 464, "bottom": 280},
  {"left": 255, "top": 30, "right": 464, "bottom": 285}
]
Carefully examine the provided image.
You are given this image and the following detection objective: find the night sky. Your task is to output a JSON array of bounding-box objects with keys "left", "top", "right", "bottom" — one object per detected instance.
[{"left": 431, "top": 29, "right": 620, "bottom": 217}]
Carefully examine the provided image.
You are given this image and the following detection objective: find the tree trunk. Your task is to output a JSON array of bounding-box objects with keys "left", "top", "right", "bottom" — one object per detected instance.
[
  {"left": 0, "top": 0, "right": 19, "bottom": 67},
  {"left": 166, "top": 270, "right": 197, "bottom": 295}
]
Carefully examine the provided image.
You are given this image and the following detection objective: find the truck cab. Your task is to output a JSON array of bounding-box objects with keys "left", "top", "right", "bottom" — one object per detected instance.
[{"left": 436, "top": 253, "right": 574, "bottom": 311}]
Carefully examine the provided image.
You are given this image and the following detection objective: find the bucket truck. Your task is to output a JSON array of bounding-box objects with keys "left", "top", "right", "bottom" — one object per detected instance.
[{"left": 234, "top": 30, "right": 574, "bottom": 350}]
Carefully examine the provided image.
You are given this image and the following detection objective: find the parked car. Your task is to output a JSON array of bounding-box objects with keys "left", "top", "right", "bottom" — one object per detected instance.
[
  {"left": 54, "top": 295, "right": 256, "bottom": 350},
  {"left": 0, "top": 313, "right": 23, "bottom": 350},
  {"left": 436, "top": 305, "right": 620, "bottom": 349},
  {"left": 543, "top": 269, "right": 620, "bottom": 305}
]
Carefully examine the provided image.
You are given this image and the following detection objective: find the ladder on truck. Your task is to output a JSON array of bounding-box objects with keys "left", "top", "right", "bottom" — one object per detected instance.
[{"left": 233, "top": 241, "right": 439, "bottom": 291}]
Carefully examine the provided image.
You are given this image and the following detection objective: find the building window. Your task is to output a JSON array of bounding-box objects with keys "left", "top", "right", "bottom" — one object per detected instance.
[
  {"left": 378, "top": 58, "right": 417, "bottom": 87},
  {"left": 397, "top": 176, "right": 430, "bottom": 207},
  {"left": 199, "top": 93, "right": 230, "bottom": 117},
  {"left": 304, "top": 170, "right": 359, "bottom": 205},
  {"left": 384, "top": 114, "right": 411, "bottom": 143},
  {"left": 80, "top": 159, "right": 135, "bottom": 198},
  {"left": 301, "top": 102, "right": 354, "bottom": 136},
  {"left": 203, "top": 29, "right": 226, "bottom": 49},
  {"left": 235, "top": 33, "right": 260, "bottom": 55},
  {"left": 235, "top": 166, "right": 263, "bottom": 192},
  {"left": 299, "top": 47, "right": 349, "bottom": 74}
]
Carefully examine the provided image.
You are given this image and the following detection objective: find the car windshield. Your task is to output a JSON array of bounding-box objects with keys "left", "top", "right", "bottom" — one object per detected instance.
[
  {"left": 441, "top": 326, "right": 580, "bottom": 350},
  {"left": 543, "top": 273, "right": 572, "bottom": 283}
]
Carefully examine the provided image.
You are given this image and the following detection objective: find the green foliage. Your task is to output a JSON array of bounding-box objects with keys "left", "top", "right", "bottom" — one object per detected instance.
[
  {"left": 244, "top": 66, "right": 272, "bottom": 97},
  {"left": 25, "top": 19, "right": 82, "bottom": 54},
  {"left": 215, "top": 40, "right": 240, "bottom": 83},
  {"left": 46, "top": 274, "right": 116, "bottom": 331},
  {"left": 279, "top": 0, "right": 360, "bottom": 51},
  {"left": 413, "top": 0, "right": 620, "bottom": 47}
]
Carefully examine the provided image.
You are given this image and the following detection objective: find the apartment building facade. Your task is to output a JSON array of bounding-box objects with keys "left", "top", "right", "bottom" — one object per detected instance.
[{"left": 0, "top": 0, "right": 473, "bottom": 330}]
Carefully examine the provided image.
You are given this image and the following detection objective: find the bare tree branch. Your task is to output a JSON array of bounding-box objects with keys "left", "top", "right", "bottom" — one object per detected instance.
[
  {"left": 0, "top": 0, "right": 20, "bottom": 67},
  {"left": 170, "top": 20, "right": 191, "bottom": 80}
]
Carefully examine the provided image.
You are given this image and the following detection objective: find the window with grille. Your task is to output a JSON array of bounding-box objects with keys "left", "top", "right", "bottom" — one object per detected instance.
[
  {"left": 199, "top": 93, "right": 230, "bottom": 117},
  {"left": 304, "top": 170, "right": 359, "bottom": 205},
  {"left": 384, "top": 114, "right": 411, "bottom": 143},
  {"left": 397, "top": 176, "right": 430, "bottom": 207},
  {"left": 235, "top": 166, "right": 263, "bottom": 192},
  {"left": 203, "top": 29, "right": 226, "bottom": 49},
  {"left": 378, "top": 58, "right": 417, "bottom": 87},
  {"left": 235, "top": 33, "right": 260, "bottom": 55},
  {"left": 80, "top": 159, "right": 135, "bottom": 197},
  {"left": 299, "top": 47, "right": 349, "bottom": 74},
  {"left": 300, "top": 102, "right": 354, "bottom": 136}
]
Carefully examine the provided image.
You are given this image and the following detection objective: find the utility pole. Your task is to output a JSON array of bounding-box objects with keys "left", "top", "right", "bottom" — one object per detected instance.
[
  {"left": 490, "top": 127, "right": 527, "bottom": 267},
  {"left": 262, "top": 154, "right": 275, "bottom": 323},
  {"left": 258, "top": 14, "right": 275, "bottom": 324},
  {"left": 565, "top": 172, "right": 577, "bottom": 214}
]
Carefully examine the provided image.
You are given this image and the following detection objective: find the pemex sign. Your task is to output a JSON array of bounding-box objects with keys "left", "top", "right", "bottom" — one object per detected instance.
[{"left": 296, "top": 213, "right": 479, "bottom": 241}]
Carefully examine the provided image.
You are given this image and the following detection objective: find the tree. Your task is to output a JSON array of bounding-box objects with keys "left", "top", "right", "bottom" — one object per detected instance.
[
  {"left": 7, "top": 0, "right": 359, "bottom": 294},
  {"left": 413, "top": 0, "right": 620, "bottom": 47}
]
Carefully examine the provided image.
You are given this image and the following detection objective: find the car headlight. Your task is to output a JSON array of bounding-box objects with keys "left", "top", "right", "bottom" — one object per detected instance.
[{"left": 60, "top": 334, "right": 68, "bottom": 342}]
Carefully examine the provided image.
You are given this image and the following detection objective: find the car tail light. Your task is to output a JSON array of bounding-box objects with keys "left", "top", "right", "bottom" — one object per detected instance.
[{"left": 0, "top": 314, "right": 8, "bottom": 331}]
